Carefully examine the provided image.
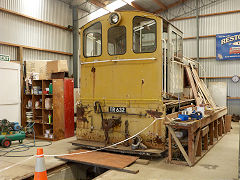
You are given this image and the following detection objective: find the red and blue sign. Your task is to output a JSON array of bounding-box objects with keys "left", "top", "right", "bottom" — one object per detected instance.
[{"left": 216, "top": 32, "right": 240, "bottom": 60}]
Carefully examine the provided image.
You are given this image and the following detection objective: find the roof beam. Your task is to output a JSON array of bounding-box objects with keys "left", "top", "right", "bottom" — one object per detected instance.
[
  {"left": 88, "top": 0, "right": 105, "bottom": 8},
  {"left": 130, "top": 1, "right": 148, "bottom": 12},
  {"left": 154, "top": 0, "right": 188, "bottom": 14},
  {"left": 153, "top": 0, "right": 167, "bottom": 10}
]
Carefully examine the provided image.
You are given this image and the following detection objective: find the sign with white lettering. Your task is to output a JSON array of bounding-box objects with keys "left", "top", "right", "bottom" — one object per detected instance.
[
  {"left": 0, "top": 54, "right": 10, "bottom": 61},
  {"left": 216, "top": 32, "right": 240, "bottom": 60}
]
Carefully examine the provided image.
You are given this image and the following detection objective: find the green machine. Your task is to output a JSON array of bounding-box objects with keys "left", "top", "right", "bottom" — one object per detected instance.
[{"left": 0, "top": 119, "right": 26, "bottom": 148}]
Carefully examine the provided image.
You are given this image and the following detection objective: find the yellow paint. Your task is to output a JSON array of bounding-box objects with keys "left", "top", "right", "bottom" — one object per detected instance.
[{"left": 77, "top": 11, "right": 166, "bottom": 149}]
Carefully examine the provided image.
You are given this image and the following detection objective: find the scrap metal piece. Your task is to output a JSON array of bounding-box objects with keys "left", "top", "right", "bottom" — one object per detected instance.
[
  {"left": 146, "top": 110, "right": 163, "bottom": 118},
  {"left": 124, "top": 120, "right": 130, "bottom": 147},
  {"left": 102, "top": 117, "right": 121, "bottom": 145},
  {"left": 131, "top": 136, "right": 147, "bottom": 150}
]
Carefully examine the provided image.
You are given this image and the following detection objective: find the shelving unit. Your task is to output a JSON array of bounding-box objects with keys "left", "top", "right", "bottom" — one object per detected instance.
[{"left": 22, "top": 79, "right": 74, "bottom": 140}]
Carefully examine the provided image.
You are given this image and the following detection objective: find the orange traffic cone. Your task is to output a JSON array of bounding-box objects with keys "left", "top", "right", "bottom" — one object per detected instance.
[{"left": 34, "top": 148, "right": 48, "bottom": 180}]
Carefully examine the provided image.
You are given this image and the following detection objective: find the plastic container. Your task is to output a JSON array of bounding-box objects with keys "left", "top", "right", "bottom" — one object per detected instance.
[
  {"left": 49, "top": 83, "right": 53, "bottom": 94},
  {"left": 178, "top": 114, "right": 189, "bottom": 121}
]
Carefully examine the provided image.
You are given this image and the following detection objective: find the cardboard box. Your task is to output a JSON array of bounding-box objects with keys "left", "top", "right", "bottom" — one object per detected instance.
[
  {"left": 25, "top": 60, "right": 51, "bottom": 80},
  {"left": 47, "top": 60, "right": 68, "bottom": 74}
]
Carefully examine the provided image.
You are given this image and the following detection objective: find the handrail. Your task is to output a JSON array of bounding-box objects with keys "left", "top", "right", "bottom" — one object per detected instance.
[{"left": 81, "top": 57, "right": 157, "bottom": 64}]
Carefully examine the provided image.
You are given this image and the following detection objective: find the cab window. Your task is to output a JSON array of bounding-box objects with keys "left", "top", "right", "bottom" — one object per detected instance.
[
  {"left": 83, "top": 22, "right": 102, "bottom": 57},
  {"left": 108, "top": 26, "right": 126, "bottom": 55},
  {"left": 172, "top": 32, "right": 183, "bottom": 58},
  {"left": 133, "top": 16, "right": 156, "bottom": 53}
]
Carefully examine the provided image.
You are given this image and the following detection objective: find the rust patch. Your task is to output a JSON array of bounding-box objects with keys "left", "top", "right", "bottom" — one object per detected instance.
[
  {"left": 102, "top": 117, "right": 121, "bottom": 145},
  {"left": 77, "top": 105, "right": 88, "bottom": 122},
  {"left": 153, "top": 135, "right": 163, "bottom": 144},
  {"left": 91, "top": 67, "right": 96, "bottom": 98},
  {"left": 146, "top": 110, "right": 163, "bottom": 118}
]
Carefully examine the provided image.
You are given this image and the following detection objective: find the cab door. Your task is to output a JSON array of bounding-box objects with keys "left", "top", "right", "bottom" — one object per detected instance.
[{"left": 167, "top": 24, "right": 183, "bottom": 95}]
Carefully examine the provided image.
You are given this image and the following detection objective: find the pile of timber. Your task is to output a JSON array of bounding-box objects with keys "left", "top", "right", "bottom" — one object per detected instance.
[{"left": 185, "top": 62, "right": 217, "bottom": 109}]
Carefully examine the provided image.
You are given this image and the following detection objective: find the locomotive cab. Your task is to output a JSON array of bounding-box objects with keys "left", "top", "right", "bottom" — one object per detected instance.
[{"left": 77, "top": 11, "right": 184, "bottom": 152}]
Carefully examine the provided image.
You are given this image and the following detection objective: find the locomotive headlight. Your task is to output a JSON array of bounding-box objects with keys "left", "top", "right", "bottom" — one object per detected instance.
[{"left": 109, "top": 13, "right": 121, "bottom": 25}]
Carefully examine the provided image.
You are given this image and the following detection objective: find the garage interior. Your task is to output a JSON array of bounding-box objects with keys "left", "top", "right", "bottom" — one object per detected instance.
[{"left": 0, "top": 0, "right": 239, "bottom": 180}]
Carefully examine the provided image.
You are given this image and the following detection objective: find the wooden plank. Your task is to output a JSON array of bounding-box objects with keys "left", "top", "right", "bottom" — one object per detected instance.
[
  {"left": 0, "top": 41, "right": 72, "bottom": 56},
  {"left": 202, "top": 126, "right": 209, "bottom": 137},
  {"left": 194, "top": 129, "right": 201, "bottom": 156},
  {"left": 53, "top": 79, "right": 65, "bottom": 140},
  {"left": 218, "top": 118, "right": 223, "bottom": 136},
  {"left": 56, "top": 149, "right": 139, "bottom": 173},
  {"left": 170, "top": 9, "right": 240, "bottom": 21},
  {"left": 18, "top": 47, "right": 24, "bottom": 125},
  {"left": 190, "top": 64, "right": 216, "bottom": 108},
  {"left": 168, "top": 129, "right": 172, "bottom": 162},
  {"left": 188, "top": 129, "right": 195, "bottom": 165},
  {"left": 200, "top": 76, "right": 232, "bottom": 79},
  {"left": 225, "top": 115, "right": 232, "bottom": 132},
  {"left": 184, "top": 34, "right": 216, "bottom": 40},
  {"left": 196, "top": 131, "right": 202, "bottom": 156},
  {"left": 185, "top": 66, "right": 200, "bottom": 105},
  {"left": 214, "top": 120, "right": 219, "bottom": 140},
  {"left": 167, "top": 125, "right": 192, "bottom": 166}
]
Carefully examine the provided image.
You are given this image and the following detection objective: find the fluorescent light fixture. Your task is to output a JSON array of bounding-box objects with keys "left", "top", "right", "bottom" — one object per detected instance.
[{"left": 106, "top": 0, "right": 127, "bottom": 12}]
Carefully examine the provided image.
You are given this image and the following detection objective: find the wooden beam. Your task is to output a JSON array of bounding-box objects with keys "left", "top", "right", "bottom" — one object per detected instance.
[
  {"left": 153, "top": 0, "right": 167, "bottom": 10},
  {"left": 194, "top": 129, "right": 201, "bottom": 156},
  {"left": 170, "top": 9, "right": 240, "bottom": 21},
  {"left": 17, "top": 47, "right": 24, "bottom": 125},
  {"left": 131, "top": 2, "right": 148, "bottom": 12},
  {"left": 154, "top": 0, "right": 188, "bottom": 14},
  {"left": 191, "top": 56, "right": 216, "bottom": 60},
  {"left": 184, "top": 34, "right": 216, "bottom": 40},
  {"left": 185, "top": 66, "right": 201, "bottom": 106},
  {"left": 0, "top": 41, "right": 72, "bottom": 56},
  {"left": 200, "top": 76, "right": 232, "bottom": 79},
  {"left": 167, "top": 125, "right": 192, "bottom": 166},
  {"left": 89, "top": 0, "right": 105, "bottom": 8},
  {"left": 0, "top": 7, "right": 71, "bottom": 31},
  {"left": 227, "top": 97, "right": 240, "bottom": 100}
]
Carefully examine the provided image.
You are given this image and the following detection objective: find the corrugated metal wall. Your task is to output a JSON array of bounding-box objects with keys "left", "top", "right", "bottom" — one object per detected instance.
[
  {"left": 0, "top": 0, "right": 73, "bottom": 73},
  {"left": 163, "top": 0, "right": 240, "bottom": 114}
]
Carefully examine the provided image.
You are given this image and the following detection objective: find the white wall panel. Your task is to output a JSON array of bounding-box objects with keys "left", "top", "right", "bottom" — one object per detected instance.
[
  {"left": 0, "top": 44, "right": 18, "bottom": 60},
  {"left": 0, "top": 61, "right": 21, "bottom": 124},
  {"left": 0, "top": 0, "right": 72, "bottom": 26},
  {"left": 0, "top": 11, "right": 72, "bottom": 53},
  {"left": 200, "top": 13, "right": 240, "bottom": 36},
  {"left": 172, "top": 18, "right": 196, "bottom": 37},
  {"left": 200, "top": 59, "right": 240, "bottom": 77}
]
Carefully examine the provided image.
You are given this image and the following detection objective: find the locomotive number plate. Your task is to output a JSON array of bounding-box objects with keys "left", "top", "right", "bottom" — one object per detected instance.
[{"left": 109, "top": 107, "right": 126, "bottom": 113}]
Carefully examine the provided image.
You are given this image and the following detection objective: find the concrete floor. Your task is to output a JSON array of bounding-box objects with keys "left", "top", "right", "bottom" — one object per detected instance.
[
  {"left": 0, "top": 122, "right": 238, "bottom": 180},
  {"left": 0, "top": 136, "right": 78, "bottom": 180},
  {"left": 96, "top": 122, "right": 239, "bottom": 180}
]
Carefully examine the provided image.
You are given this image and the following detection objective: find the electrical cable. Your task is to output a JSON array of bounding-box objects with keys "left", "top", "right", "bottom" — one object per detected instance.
[{"left": 0, "top": 127, "right": 52, "bottom": 157}]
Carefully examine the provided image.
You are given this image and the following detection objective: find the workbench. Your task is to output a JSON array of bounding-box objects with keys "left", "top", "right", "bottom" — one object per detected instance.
[{"left": 166, "top": 107, "right": 229, "bottom": 166}]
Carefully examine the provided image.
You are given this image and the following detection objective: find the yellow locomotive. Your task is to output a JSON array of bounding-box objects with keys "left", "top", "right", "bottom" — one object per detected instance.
[{"left": 76, "top": 11, "right": 192, "bottom": 155}]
